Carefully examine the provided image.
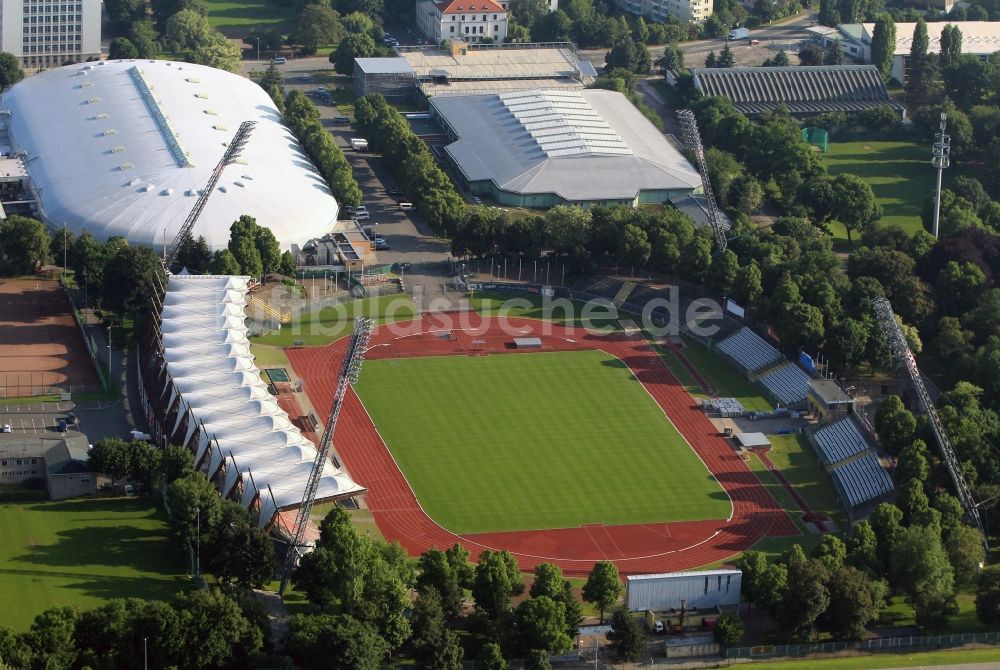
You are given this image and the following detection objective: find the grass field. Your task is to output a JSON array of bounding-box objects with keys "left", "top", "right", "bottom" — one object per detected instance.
[
  {"left": 824, "top": 141, "right": 933, "bottom": 238},
  {"left": 678, "top": 336, "right": 772, "bottom": 413},
  {"left": 0, "top": 498, "right": 187, "bottom": 630},
  {"left": 469, "top": 291, "right": 621, "bottom": 331},
  {"left": 748, "top": 647, "right": 1000, "bottom": 670},
  {"left": 252, "top": 294, "right": 417, "bottom": 347},
  {"left": 767, "top": 435, "right": 846, "bottom": 530},
  {"left": 354, "top": 351, "right": 731, "bottom": 533},
  {"left": 203, "top": 0, "right": 295, "bottom": 31}
]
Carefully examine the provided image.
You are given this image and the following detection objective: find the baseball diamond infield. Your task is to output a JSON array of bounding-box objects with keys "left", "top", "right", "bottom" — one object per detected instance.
[
  {"left": 0, "top": 278, "right": 100, "bottom": 396},
  {"left": 285, "top": 315, "right": 798, "bottom": 576}
]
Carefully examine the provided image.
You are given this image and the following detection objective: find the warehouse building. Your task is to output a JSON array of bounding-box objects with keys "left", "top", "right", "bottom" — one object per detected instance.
[
  {"left": 429, "top": 88, "right": 701, "bottom": 208},
  {"left": 354, "top": 41, "right": 596, "bottom": 100},
  {"left": 3, "top": 60, "right": 339, "bottom": 250},
  {"left": 690, "top": 65, "right": 904, "bottom": 116},
  {"left": 626, "top": 570, "right": 742, "bottom": 612}
]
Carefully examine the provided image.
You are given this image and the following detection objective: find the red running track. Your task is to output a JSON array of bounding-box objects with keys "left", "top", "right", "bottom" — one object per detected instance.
[{"left": 285, "top": 316, "right": 798, "bottom": 576}]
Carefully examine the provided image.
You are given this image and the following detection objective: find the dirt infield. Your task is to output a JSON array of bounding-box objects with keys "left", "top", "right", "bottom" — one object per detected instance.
[
  {"left": 286, "top": 316, "right": 798, "bottom": 576},
  {"left": 0, "top": 278, "right": 100, "bottom": 396}
]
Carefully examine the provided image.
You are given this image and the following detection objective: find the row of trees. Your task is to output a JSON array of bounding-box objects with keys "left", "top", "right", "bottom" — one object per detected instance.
[
  {"left": 281, "top": 87, "right": 363, "bottom": 209},
  {"left": 353, "top": 93, "right": 466, "bottom": 235}
]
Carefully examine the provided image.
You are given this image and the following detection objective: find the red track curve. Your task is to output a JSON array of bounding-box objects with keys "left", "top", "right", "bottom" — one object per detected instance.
[{"left": 285, "top": 316, "right": 797, "bottom": 576}]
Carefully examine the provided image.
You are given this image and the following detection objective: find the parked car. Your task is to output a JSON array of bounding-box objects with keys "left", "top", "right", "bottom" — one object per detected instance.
[
  {"left": 130, "top": 430, "right": 152, "bottom": 442},
  {"left": 399, "top": 201, "right": 414, "bottom": 210},
  {"left": 354, "top": 210, "right": 371, "bottom": 221},
  {"left": 388, "top": 189, "right": 402, "bottom": 196},
  {"left": 749, "top": 39, "right": 761, "bottom": 45},
  {"left": 57, "top": 419, "right": 68, "bottom": 432},
  {"left": 374, "top": 238, "right": 390, "bottom": 250},
  {"left": 271, "top": 56, "right": 286, "bottom": 64},
  {"left": 1, "top": 423, "right": 11, "bottom": 433},
  {"left": 124, "top": 484, "right": 135, "bottom": 496},
  {"left": 333, "top": 116, "right": 350, "bottom": 124}
]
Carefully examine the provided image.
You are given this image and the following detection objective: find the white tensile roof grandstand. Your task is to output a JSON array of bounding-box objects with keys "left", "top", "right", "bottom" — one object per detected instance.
[
  {"left": 157, "top": 274, "right": 363, "bottom": 529},
  {"left": 3, "top": 60, "right": 338, "bottom": 250}
]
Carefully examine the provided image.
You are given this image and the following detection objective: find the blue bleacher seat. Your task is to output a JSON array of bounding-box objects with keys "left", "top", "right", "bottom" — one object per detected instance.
[
  {"left": 758, "top": 362, "right": 811, "bottom": 405},
  {"left": 715, "top": 327, "right": 784, "bottom": 374},
  {"left": 813, "top": 416, "right": 871, "bottom": 467}
]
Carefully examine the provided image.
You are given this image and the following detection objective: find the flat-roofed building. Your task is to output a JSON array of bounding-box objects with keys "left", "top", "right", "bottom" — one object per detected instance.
[
  {"left": 0, "top": 0, "right": 101, "bottom": 68},
  {"left": 430, "top": 88, "right": 700, "bottom": 208}
]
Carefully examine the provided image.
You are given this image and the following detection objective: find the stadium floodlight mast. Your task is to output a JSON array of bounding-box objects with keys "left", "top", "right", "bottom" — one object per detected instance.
[
  {"left": 874, "top": 296, "right": 988, "bottom": 551},
  {"left": 279, "top": 318, "right": 375, "bottom": 596},
  {"left": 931, "top": 112, "right": 950, "bottom": 239},
  {"left": 676, "top": 109, "right": 728, "bottom": 253},
  {"left": 162, "top": 120, "right": 258, "bottom": 271}
]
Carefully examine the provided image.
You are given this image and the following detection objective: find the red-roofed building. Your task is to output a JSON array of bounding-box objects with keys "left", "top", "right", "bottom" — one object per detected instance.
[{"left": 416, "top": 0, "right": 509, "bottom": 44}]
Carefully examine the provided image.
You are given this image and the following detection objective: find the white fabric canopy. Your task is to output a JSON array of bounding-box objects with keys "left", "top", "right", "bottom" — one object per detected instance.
[{"left": 160, "top": 274, "right": 364, "bottom": 528}]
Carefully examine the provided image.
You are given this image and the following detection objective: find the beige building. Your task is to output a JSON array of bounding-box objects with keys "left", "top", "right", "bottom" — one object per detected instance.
[
  {"left": 0, "top": 0, "right": 102, "bottom": 69},
  {"left": 0, "top": 440, "right": 45, "bottom": 484},
  {"left": 617, "top": 0, "right": 712, "bottom": 24},
  {"left": 416, "top": 0, "right": 508, "bottom": 44},
  {"left": 0, "top": 433, "right": 96, "bottom": 499}
]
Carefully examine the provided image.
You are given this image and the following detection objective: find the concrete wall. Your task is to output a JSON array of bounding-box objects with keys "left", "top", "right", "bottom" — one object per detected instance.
[{"left": 47, "top": 472, "right": 96, "bottom": 500}]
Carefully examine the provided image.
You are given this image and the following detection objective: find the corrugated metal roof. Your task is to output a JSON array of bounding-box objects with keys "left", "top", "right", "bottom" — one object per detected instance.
[{"left": 628, "top": 569, "right": 742, "bottom": 581}]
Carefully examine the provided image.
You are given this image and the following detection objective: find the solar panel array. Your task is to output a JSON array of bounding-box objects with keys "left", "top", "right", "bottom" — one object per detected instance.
[{"left": 497, "top": 89, "right": 633, "bottom": 158}]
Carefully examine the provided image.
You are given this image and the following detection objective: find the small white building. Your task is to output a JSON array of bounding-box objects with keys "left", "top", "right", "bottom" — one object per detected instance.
[
  {"left": 0, "top": 0, "right": 102, "bottom": 69},
  {"left": 626, "top": 570, "right": 742, "bottom": 612},
  {"left": 616, "top": 0, "right": 712, "bottom": 23},
  {"left": 416, "top": 0, "right": 508, "bottom": 44}
]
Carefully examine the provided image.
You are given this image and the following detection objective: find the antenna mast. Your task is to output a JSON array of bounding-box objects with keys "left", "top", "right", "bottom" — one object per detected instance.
[{"left": 677, "top": 109, "right": 728, "bottom": 252}]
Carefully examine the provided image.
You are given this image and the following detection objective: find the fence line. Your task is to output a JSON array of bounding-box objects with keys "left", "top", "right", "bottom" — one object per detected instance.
[
  {"left": 60, "top": 279, "right": 109, "bottom": 394},
  {"left": 725, "top": 631, "right": 1000, "bottom": 659}
]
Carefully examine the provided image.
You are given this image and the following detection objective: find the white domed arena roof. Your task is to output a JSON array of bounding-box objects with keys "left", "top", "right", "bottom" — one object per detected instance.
[{"left": 4, "top": 60, "right": 338, "bottom": 250}]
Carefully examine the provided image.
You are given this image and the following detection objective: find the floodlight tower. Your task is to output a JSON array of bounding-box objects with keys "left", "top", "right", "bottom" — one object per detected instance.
[
  {"left": 278, "top": 318, "right": 375, "bottom": 596},
  {"left": 677, "top": 109, "right": 728, "bottom": 252},
  {"left": 931, "top": 112, "right": 950, "bottom": 239}
]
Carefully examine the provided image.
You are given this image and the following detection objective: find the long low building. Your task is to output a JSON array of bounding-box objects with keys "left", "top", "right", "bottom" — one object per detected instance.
[
  {"left": 140, "top": 274, "right": 364, "bottom": 531},
  {"left": 691, "top": 65, "right": 904, "bottom": 116},
  {"left": 4, "top": 60, "right": 339, "bottom": 250},
  {"left": 430, "top": 88, "right": 701, "bottom": 208}
]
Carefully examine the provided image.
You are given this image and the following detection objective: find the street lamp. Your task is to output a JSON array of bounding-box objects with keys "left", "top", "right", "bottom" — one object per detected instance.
[
  {"left": 255, "top": 36, "right": 261, "bottom": 63},
  {"left": 106, "top": 324, "right": 112, "bottom": 386},
  {"left": 143, "top": 637, "right": 148, "bottom": 670}
]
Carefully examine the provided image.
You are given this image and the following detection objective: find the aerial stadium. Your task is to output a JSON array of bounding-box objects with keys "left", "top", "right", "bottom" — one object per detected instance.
[{"left": 2, "top": 60, "right": 338, "bottom": 249}]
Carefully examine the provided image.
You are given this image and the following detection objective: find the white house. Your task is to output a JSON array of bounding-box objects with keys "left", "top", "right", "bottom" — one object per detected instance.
[
  {"left": 0, "top": 0, "right": 101, "bottom": 68},
  {"left": 616, "top": 0, "right": 712, "bottom": 23},
  {"left": 416, "top": 0, "right": 509, "bottom": 44}
]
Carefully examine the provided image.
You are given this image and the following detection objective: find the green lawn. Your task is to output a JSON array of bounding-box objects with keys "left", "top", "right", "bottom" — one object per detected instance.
[
  {"left": 746, "top": 452, "right": 808, "bottom": 535},
  {"left": 678, "top": 336, "right": 773, "bottom": 413},
  {"left": 354, "top": 351, "right": 731, "bottom": 533},
  {"left": 880, "top": 593, "right": 988, "bottom": 634},
  {"left": 824, "top": 141, "right": 933, "bottom": 237},
  {"left": 767, "top": 435, "right": 846, "bottom": 530},
  {"left": 468, "top": 291, "right": 621, "bottom": 331},
  {"left": 748, "top": 647, "right": 1000, "bottom": 670},
  {"left": 203, "top": 0, "right": 295, "bottom": 31},
  {"left": 251, "top": 294, "right": 417, "bottom": 347},
  {"left": 0, "top": 498, "right": 187, "bottom": 630}
]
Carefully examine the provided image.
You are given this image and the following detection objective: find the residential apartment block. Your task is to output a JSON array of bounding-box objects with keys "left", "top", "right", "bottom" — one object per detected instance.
[
  {"left": 616, "top": 0, "right": 712, "bottom": 24},
  {"left": 416, "top": 0, "right": 509, "bottom": 44},
  {"left": 0, "top": 0, "right": 101, "bottom": 69}
]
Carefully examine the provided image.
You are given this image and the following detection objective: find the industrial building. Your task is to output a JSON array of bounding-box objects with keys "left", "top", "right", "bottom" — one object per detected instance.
[
  {"left": 825, "top": 21, "right": 1000, "bottom": 83},
  {"left": 626, "top": 570, "right": 742, "bottom": 612},
  {"left": 353, "top": 41, "right": 597, "bottom": 101},
  {"left": 429, "top": 89, "right": 701, "bottom": 208},
  {"left": 616, "top": 0, "right": 712, "bottom": 24},
  {"left": 690, "top": 65, "right": 904, "bottom": 116},
  {"left": 3, "top": 60, "right": 340, "bottom": 250},
  {"left": 0, "top": 0, "right": 101, "bottom": 69}
]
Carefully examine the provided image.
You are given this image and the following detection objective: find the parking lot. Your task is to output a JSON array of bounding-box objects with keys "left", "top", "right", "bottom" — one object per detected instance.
[{"left": 0, "top": 400, "right": 75, "bottom": 436}]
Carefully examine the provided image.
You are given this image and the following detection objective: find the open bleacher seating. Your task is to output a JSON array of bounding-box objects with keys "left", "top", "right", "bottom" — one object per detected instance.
[
  {"left": 758, "top": 362, "right": 812, "bottom": 406},
  {"left": 715, "top": 327, "right": 784, "bottom": 375},
  {"left": 812, "top": 415, "right": 871, "bottom": 468},
  {"left": 830, "top": 452, "right": 895, "bottom": 520}
]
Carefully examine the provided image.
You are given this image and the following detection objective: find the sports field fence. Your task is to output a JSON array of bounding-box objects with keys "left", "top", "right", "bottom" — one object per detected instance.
[
  {"left": 59, "top": 278, "right": 109, "bottom": 395},
  {"left": 725, "top": 631, "right": 1000, "bottom": 659}
]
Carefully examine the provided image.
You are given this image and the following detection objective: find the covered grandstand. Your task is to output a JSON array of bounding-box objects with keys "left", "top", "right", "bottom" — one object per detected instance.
[
  {"left": 808, "top": 414, "right": 894, "bottom": 521},
  {"left": 430, "top": 89, "right": 701, "bottom": 208},
  {"left": 3, "top": 60, "right": 338, "bottom": 250},
  {"left": 138, "top": 274, "right": 364, "bottom": 532},
  {"left": 714, "top": 327, "right": 783, "bottom": 375},
  {"left": 758, "top": 363, "right": 812, "bottom": 406},
  {"left": 689, "top": 65, "right": 904, "bottom": 116}
]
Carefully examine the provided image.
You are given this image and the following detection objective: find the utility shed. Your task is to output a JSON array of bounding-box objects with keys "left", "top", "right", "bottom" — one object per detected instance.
[{"left": 626, "top": 570, "right": 742, "bottom": 612}]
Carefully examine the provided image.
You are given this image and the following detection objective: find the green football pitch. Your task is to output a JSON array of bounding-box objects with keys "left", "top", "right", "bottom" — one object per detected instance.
[
  {"left": 353, "top": 351, "right": 731, "bottom": 534},
  {"left": 0, "top": 498, "right": 187, "bottom": 630}
]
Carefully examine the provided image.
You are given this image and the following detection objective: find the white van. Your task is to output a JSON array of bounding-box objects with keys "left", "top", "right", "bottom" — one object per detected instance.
[{"left": 271, "top": 56, "right": 287, "bottom": 64}]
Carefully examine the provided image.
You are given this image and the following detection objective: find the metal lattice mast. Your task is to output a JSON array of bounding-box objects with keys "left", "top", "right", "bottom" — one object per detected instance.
[
  {"left": 874, "top": 297, "right": 988, "bottom": 549},
  {"left": 931, "top": 112, "right": 951, "bottom": 239},
  {"left": 279, "top": 318, "right": 375, "bottom": 596},
  {"left": 164, "top": 121, "right": 257, "bottom": 270},
  {"left": 676, "top": 109, "right": 728, "bottom": 252}
]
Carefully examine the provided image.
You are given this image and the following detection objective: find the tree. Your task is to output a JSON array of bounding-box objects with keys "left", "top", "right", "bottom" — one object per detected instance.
[
  {"left": 174, "top": 589, "right": 263, "bottom": 669},
  {"left": 0, "top": 52, "right": 24, "bottom": 92},
  {"left": 831, "top": 173, "right": 882, "bottom": 244},
  {"left": 294, "top": 507, "right": 374, "bottom": 612},
  {"left": 101, "top": 245, "right": 166, "bottom": 314},
  {"left": 24, "top": 606, "right": 78, "bottom": 670},
  {"left": 846, "top": 521, "right": 880, "bottom": 577},
  {"left": 204, "top": 502, "right": 275, "bottom": 589},
  {"left": 811, "top": 535, "right": 847, "bottom": 572},
  {"left": 776, "top": 301, "right": 825, "bottom": 351},
  {"left": 512, "top": 596, "right": 571, "bottom": 656},
  {"left": 820, "top": 566, "right": 886, "bottom": 640},
  {"left": 228, "top": 216, "right": 265, "bottom": 277},
  {"left": 129, "top": 19, "right": 161, "bottom": 58},
  {"left": 976, "top": 566, "right": 1000, "bottom": 627},
  {"left": 606, "top": 608, "right": 644, "bottom": 661},
  {"left": 480, "top": 642, "right": 508, "bottom": 670},
  {"left": 582, "top": 561, "right": 622, "bottom": 624},
  {"left": 472, "top": 549, "right": 525, "bottom": 624},
  {"left": 417, "top": 548, "right": 464, "bottom": 617},
  {"left": 944, "top": 525, "right": 986, "bottom": 590},
  {"left": 897, "top": 439, "right": 930, "bottom": 485},
  {"left": 0, "top": 215, "right": 50, "bottom": 275},
  {"left": 109, "top": 36, "right": 140, "bottom": 59},
  {"left": 87, "top": 437, "right": 134, "bottom": 480},
  {"left": 763, "top": 49, "right": 790, "bottom": 67},
  {"left": 797, "top": 43, "right": 824, "bottom": 66},
  {"left": 704, "top": 50, "right": 717, "bottom": 68},
  {"left": 680, "top": 237, "right": 712, "bottom": 284},
  {"left": 736, "top": 551, "right": 770, "bottom": 609},
  {"left": 525, "top": 648, "right": 552, "bottom": 670},
  {"left": 165, "top": 472, "right": 223, "bottom": 545},
  {"left": 208, "top": 249, "right": 241, "bottom": 275},
  {"left": 874, "top": 396, "right": 916, "bottom": 456},
  {"left": 617, "top": 224, "right": 651, "bottom": 268},
  {"left": 710, "top": 249, "right": 740, "bottom": 295},
  {"left": 659, "top": 44, "right": 684, "bottom": 71},
  {"left": 825, "top": 318, "right": 870, "bottom": 371},
  {"left": 939, "top": 23, "right": 963, "bottom": 69},
  {"left": 910, "top": 18, "right": 929, "bottom": 71},
  {"left": 605, "top": 36, "right": 650, "bottom": 73},
  {"left": 871, "top": 14, "right": 896, "bottom": 81},
  {"left": 890, "top": 525, "right": 958, "bottom": 631},
  {"left": 717, "top": 44, "right": 735, "bottom": 68},
  {"left": 175, "top": 233, "right": 212, "bottom": 274},
  {"left": 411, "top": 589, "right": 463, "bottom": 670},
  {"left": 293, "top": 4, "right": 343, "bottom": 54},
  {"left": 713, "top": 613, "right": 744, "bottom": 647},
  {"left": 285, "top": 614, "right": 388, "bottom": 670},
  {"left": 331, "top": 33, "right": 376, "bottom": 75},
  {"left": 733, "top": 261, "right": 763, "bottom": 305}
]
